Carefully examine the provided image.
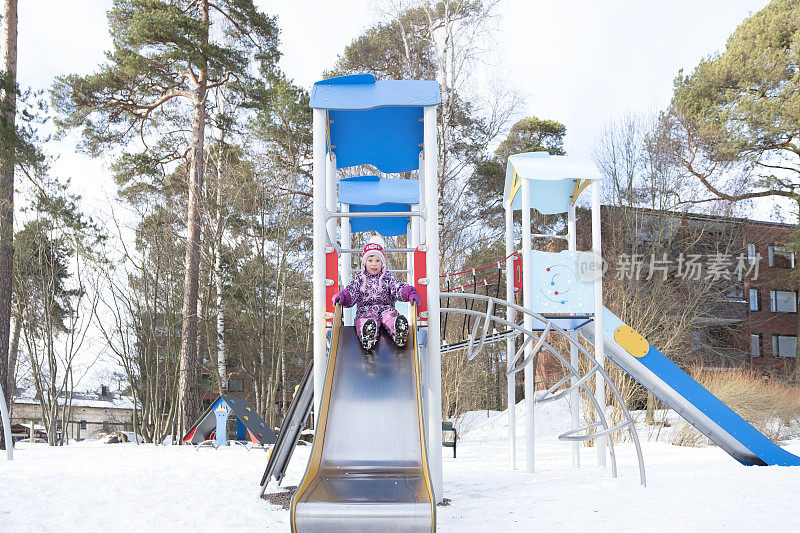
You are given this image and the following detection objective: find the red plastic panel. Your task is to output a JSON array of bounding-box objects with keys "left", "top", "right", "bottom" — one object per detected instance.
[
  {"left": 513, "top": 252, "right": 522, "bottom": 294},
  {"left": 325, "top": 247, "right": 339, "bottom": 325},
  {"left": 413, "top": 246, "right": 428, "bottom": 320}
]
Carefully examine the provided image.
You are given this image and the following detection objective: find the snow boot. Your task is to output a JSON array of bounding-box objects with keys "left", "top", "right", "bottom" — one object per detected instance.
[
  {"left": 394, "top": 315, "right": 409, "bottom": 348},
  {"left": 360, "top": 318, "right": 378, "bottom": 350}
]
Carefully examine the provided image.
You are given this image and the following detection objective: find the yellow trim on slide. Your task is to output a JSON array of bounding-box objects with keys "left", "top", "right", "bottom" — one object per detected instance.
[
  {"left": 291, "top": 305, "right": 342, "bottom": 531},
  {"left": 411, "top": 306, "right": 437, "bottom": 532}
]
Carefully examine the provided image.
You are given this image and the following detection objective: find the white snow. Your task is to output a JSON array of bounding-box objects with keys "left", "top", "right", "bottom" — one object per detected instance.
[{"left": 1, "top": 401, "right": 799, "bottom": 532}]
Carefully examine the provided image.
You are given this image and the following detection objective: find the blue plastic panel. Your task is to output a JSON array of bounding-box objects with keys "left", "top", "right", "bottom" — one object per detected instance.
[
  {"left": 329, "top": 107, "right": 423, "bottom": 172},
  {"left": 339, "top": 176, "right": 420, "bottom": 205},
  {"left": 311, "top": 74, "right": 440, "bottom": 110},
  {"left": 530, "top": 315, "right": 593, "bottom": 331},
  {"left": 349, "top": 203, "right": 410, "bottom": 236},
  {"left": 530, "top": 250, "right": 595, "bottom": 313}
]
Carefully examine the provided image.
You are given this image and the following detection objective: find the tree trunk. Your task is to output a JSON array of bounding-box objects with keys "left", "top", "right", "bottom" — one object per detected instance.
[
  {"left": 177, "top": 4, "right": 208, "bottom": 437},
  {"left": 795, "top": 201, "right": 800, "bottom": 384},
  {"left": 645, "top": 391, "right": 656, "bottom": 425},
  {"left": 215, "top": 138, "right": 226, "bottom": 395},
  {"left": 7, "top": 303, "right": 22, "bottom": 395},
  {"left": 0, "top": 0, "right": 18, "bottom": 452}
]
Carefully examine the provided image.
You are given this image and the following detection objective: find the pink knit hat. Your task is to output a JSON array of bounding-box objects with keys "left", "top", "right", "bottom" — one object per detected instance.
[{"left": 361, "top": 235, "right": 386, "bottom": 271}]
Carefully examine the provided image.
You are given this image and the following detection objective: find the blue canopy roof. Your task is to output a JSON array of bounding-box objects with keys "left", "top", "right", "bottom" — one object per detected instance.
[
  {"left": 503, "top": 152, "right": 601, "bottom": 214},
  {"left": 310, "top": 74, "right": 440, "bottom": 110},
  {"left": 310, "top": 74, "right": 441, "bottom": 173}
]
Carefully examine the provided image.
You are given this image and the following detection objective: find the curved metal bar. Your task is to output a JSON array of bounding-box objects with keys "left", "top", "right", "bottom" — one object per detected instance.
[
  {"left": 559, "top": 420, "right": 634, "bottom": 442},
  {"left": 506, "top": 321, "right": 551, "bottom": 376},
  {"left": 441, "top": 306, "right": 620, "bottom": 477},
  {"left": 439, "top": 293, "right": 646, "bottom": 486},
  {"left": 536, "top": 366, "right": 598, "bottom": 404},
  {"left": 0, "top": 380, "right": 12, "bottom": 460},
  {"left": 564, "top": 330, "right": 646, "bottom": 486},
  {"left": 468, "top": 299, "right": 495, "bottom": 361}
]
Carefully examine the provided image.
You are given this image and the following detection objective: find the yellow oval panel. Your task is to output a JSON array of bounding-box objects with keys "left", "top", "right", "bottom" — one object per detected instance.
[{"left": 614, "top": 326, "right": 649, "bottom": 358}]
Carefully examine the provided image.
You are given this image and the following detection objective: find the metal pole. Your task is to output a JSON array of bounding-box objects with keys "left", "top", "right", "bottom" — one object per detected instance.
[
  {"left": 0, "top": 380, "right": 13, "bottom": 460},
  {"left": 591, "top": 180, "right": 606, "bottom": 467},
  {"left": 341, "top": 203, "right": 353, "bottom": 326},
  {"left": 568, "top": 202, "right": 580, "bottom": 468},
  {"left": 418, "top": 152, "right": 426, "bottom": 241},
  {"left": 521, "top": 177, "right": 534, "bottom": 473},
  {"left": 505, "top": 203, "right": 516, "bottom": 470},
  {"left": 423, "top": 105, "right": 443, "bottom": 502},
  {"left": 326, "top": 153, "right": 338, "bottom": 244},
  {"left": 409, "top": 203, "right": 419, "bottom": 286},
  {"left": 312, "top": 109, "right": 327, "bottom": 419}
]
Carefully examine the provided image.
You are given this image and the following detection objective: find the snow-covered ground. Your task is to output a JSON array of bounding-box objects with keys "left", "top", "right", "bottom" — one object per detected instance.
[{"left": 2, "top": 402, "right": 799, "bottom": 532}]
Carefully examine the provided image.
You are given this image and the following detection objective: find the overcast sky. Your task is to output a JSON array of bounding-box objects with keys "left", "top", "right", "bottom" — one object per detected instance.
[
  {"left": 13, "top": 0, "right": 772, "bottom": 216},
  {"left": 7, "top": 0, "right": 777, "bottom": 387}
]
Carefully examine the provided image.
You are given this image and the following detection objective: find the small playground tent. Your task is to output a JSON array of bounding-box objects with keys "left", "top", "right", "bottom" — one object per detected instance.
[{"left": 182, "top": 396, "right": 276, "bottom": 446}]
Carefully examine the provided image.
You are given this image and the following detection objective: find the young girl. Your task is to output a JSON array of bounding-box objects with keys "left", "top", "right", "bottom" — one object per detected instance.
[{"left": 332, "top": 236, "right": 422, "bottom": 350}]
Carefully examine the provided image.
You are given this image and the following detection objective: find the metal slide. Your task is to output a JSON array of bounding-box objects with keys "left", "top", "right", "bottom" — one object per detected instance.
[
  {"left": 291, "top": 306, "right": 436, "bottom": 532},
  {"left": 578, "top": 306, "right": 800, "bottom": 467}
]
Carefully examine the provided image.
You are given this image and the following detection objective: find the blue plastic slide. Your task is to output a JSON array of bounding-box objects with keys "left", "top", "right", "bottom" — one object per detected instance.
[{"left": 578, "top": 306, "right": 800, "bottom": 466}]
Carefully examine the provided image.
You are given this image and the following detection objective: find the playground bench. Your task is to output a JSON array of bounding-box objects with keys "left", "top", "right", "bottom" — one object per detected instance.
[{"left": 442, "top": 421, "right": 457, "bottom": 458}]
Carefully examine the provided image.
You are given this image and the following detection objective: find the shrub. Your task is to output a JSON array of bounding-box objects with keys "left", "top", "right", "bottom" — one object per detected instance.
[{"left": 670, "top": 370, "right": 800, "bottom": 447}]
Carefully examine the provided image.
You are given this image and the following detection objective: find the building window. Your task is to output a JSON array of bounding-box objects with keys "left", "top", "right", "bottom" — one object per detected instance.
[
  {"left": 750, "top": 334, "right": 761, "bottom": 357},
  {"left": 747, "top": 243, "right": 757, "bottom": 265},
  {"left": 770, "top": 290, "right": 797, "bottom": 313},
  {"left": 749, "top": 288, "right": 759, "bottom": 311},
  {"left": 768, "top": 245, "right": 795, "bottom": 268},
  {"left": 79, "top": 420, "right": 87, "bottom": 430},
  {"left": 772, "top": 335, "right": 797, "bottom": 358},
  {"left": 229, "top": 379, "right": 244, "bottom": 392}
]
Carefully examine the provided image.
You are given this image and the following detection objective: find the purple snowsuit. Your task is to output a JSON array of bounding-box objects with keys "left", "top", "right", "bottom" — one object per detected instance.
[{"left": 336, "top": 269, "right": 415, "bottom": 341}]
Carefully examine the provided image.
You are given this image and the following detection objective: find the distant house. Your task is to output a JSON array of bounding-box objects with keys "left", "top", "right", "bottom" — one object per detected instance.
[{"left": 11, "top": 385, "right": 136, "bottom": 442}]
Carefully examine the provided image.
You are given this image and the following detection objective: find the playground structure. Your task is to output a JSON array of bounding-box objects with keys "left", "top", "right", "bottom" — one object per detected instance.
[
  {"left": 261, "top": 73, "right": 800, "bottom": 532},
  {"left": 183, "top": 395, "right": 276, "bottom": 448},
  {"left": 0, "top": 380, "right": 11, "bottom": 460}
]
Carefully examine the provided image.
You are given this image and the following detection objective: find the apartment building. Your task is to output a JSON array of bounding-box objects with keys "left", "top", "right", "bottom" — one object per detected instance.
[{"left": 744, "top": 220, "right": 798, "bottom": 378}]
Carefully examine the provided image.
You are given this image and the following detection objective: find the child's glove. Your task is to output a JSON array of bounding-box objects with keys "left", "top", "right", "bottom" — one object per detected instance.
[
  {"left": 332, "top": 289, "right": 353, "bottom": 307},
  {"left": 401, "top": 285, "right": 422, "bottom": 308}
]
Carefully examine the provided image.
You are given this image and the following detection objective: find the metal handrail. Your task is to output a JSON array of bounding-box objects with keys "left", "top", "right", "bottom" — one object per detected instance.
[
  {"left": 441, "top": 303, "right": 620, "bottom": 478},
  {"left": 340, "top": 247, "right": 417, "bottom": 254},
  {"left": 329, "top": 210, "right": 424, "bottom": 218},
  {"left": 439, "top": 292, "right": 646, "bottom": 486}
]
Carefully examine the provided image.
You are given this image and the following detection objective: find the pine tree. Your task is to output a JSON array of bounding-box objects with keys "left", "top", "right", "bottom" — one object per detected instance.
[
  {"left": 668, "top": 0, "right": 800, "bottom": 380},
  {"left": 53, "top": 0, "right": 280, "bottom": 436},
  {"left": 0, "top": 0, "right": 17, "bottom": 453}
]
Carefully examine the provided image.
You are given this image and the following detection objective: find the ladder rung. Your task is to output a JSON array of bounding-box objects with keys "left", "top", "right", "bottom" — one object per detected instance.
[
  {"left": 532, "top": 233, "right": 568, "bottom": 241},
  {"left": 340, "top": 247, "right": 416, "bottom": 254},
  {"left": 351, "top": 268, "right": 410, "bottom": 274},
  {"left": 330, "top": 211, "right": 423, "bottom": 219}
]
